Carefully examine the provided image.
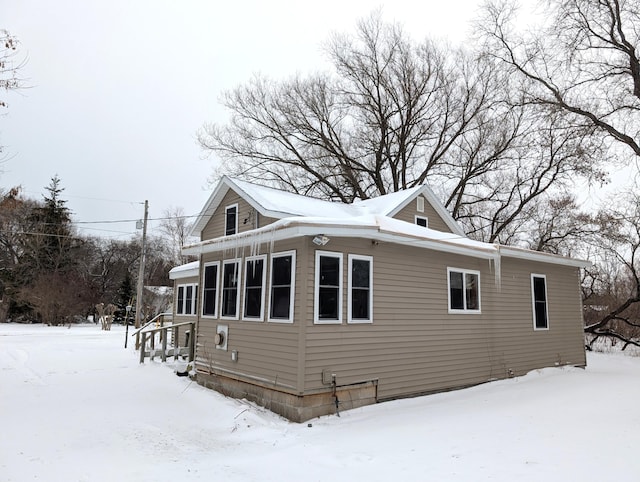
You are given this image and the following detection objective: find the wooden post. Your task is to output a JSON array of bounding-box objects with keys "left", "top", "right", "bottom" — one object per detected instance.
[
  {"left": 161, "top": 328, "right": 167, "bottom": 362},
  {"left": 188, "top": 322, "right": 195, "bottom": 362},
  {"left": 173, "top": 326, "right": 179, "bottom": 361},
  {"left": 139, "top": 332, "right": 146, "bottom": 363}
]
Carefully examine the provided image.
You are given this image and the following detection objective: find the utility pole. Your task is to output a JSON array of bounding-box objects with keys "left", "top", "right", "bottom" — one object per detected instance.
[{"left": 135, "top": 200, "right": 148, "bottom": 343}]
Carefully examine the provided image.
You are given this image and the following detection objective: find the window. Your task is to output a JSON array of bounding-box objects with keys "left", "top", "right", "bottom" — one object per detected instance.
[
  {"left": 348, "top": 254, "right": 373, "bottom": 323},
  {"left": 202, "top": 262, "right": 220, "bottom": 317},
  {"left": 176, "top": 283, "right": 198, "bottom": 315},
  {"left": 531, "top": 274, "right": 549, "bottom": 330},
  {"left": 221, "top": 259, "right": 241, "bottom": 319},
  {"left": 268, "top": 251, "right": 296, "bottom": 323},
  {"left": 415, "top": 216, "right": 428, "bottom": 228},
  {"left": 447, "top": 268, "right": 480, "bottom": 313},
  {"left": 225, "top": 204, "right": 238, "bottom": 236},
  {"left": 314, "top": 251, "right": 343, "bottom": 324},
  {"left": 416, "top": 196, "right": 425, "bottom": 213},
  {"left": 243, "top": 255, "right": 267, "bottom": 321}
]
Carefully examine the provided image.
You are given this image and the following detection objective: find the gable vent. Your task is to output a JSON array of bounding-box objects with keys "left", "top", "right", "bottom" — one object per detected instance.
[{"left": 416, "top": 196, "right": 425, "bottom": 213}]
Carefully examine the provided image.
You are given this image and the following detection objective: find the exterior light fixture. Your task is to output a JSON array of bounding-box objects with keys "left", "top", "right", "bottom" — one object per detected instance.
[{"left": 312, "top": 235, "right": 330, "bottom": 246}]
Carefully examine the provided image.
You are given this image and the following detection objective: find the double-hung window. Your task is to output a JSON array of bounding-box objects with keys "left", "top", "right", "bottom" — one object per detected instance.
[
  {"left": 221, "top": 259, "right": 241, "bottom": 319},
  {"left": 447, "top": 268, "right": 480, "bottom": 313},
  {"left": 314, "top": 251, "right": 342, "bottom": 324},
  {"left": 202, "top": 262, "right": 220, "bottom": 317},
  {"left": 225, "top": 204, "right": 238, "bottom": 236},
  {"left": 176, "top": 283, "right": 198, "bottom": 316},
  {"left": 243, "top": 255, "right": 267, "bottom": 321},
  {"left": 531, "top": 274, "right": 549, "bottom": 330},
  {"left": 348, "top": 254, "right": 373, "bottom": 323},
  {"left": 268, "top": 251, "right": 296, "bottom": 323}
]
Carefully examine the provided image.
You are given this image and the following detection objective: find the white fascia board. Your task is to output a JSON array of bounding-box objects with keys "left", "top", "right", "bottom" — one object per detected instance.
[
  {"left": 182, "top": 222, "right": 499, "bottom": 261},
  {"left": 498, "top": 246, "right": 591, "bottom": 268}
]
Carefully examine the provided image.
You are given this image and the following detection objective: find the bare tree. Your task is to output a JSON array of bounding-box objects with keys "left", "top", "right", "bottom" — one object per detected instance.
[
  {"left": 200, "top": 12, "right": 604, "bottom": 245},
  {"left": 158, "top": 206, "right": 194, "bottom": 266},
  {"left": 478, "top": 0, "right": 640, "bottom": 160},
  {"left": 0, "top": 29, "right": 23, "bottom": 109},
  {"left": 582, "top": 190, "right": 640, "bottom": 349}
]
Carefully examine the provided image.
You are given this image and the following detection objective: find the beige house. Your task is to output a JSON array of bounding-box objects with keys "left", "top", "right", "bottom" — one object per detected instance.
[{"left": 170, "top": 176, "right": 588, "bottom": 422}]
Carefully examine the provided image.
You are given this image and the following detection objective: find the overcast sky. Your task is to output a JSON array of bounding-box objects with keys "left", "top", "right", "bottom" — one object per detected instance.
[{"left": 1, "top": 0, "right": 482, "bottom": 240}]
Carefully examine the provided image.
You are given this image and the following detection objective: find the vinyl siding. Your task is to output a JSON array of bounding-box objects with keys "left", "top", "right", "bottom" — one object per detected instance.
[
  {"left": 392, "top": 197, "right": 453, "bottom": 233},
  {"left": 200, "top": 190, "right": 280, "bottom": 240},
  {"left": 300, "top": 237, "right": 585, "bottom": 400},
  {"left": 193, "top": 239, "right": 303, "bottom": 393}
]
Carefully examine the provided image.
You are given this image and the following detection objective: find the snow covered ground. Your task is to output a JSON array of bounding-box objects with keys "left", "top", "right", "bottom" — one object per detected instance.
[{"left": 1, "top": 323, "right": 639, "bottom": 482}]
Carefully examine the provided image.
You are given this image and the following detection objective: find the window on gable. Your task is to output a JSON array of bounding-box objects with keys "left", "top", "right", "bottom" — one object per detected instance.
[
  {"left": 176, "top": 283, "right": 198, "bottom": 316},
  {"left": 221, "top": 259, "right": 241, "bottom": 318},
  {"left": 448, "top": 268, "right": 480, "bottom": 313},
  {"left": 314, "top": 251, "right": 342, "bottom": 324},
  {"left": 269, "top": 251, "right": 296, "bottom": 323},
  {"left": 415, "top": 216, "right": 428, "bottom": 228},
  {"left": 202, "top": 262, "right": 219, "bottom": 317},
  {"left": 348, "top": 254, "right": 373, "bottom": 323},
  {"left": 243, "top": 255, "right": 266, "bottom": 321},
  {"left": 225, "top": 204, "right": 238, "bottom": 236},
  {"left": 531, "top": 274, "right": 549, "bottom": 330}
]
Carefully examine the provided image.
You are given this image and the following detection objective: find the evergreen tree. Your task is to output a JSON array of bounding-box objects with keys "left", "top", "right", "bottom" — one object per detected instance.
[{"left": 27, "top": 175, "right": 75, "bottom": 273}]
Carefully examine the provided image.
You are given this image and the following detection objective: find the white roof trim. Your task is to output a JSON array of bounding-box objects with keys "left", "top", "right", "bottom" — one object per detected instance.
[
  {"left": 182, "top": 216, "right": 590, "bottom": 269},
  {"left": 498, "top": 246, "right": 591, "bottom": 269}
]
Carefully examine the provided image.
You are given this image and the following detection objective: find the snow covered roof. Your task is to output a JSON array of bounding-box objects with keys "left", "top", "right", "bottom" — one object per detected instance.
[
  {"left": 182, "top": 214, "right": 590, "bottom": 269},
  {"left": 168, "top": 261, "right": 199, "bottom": 280},
  {"left": 190, "top": 176, "right": 464, "bottom": 237}
]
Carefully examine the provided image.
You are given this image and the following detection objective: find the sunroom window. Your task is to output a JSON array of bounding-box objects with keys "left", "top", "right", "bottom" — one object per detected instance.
[
  {"left": 348, "top": 254, "right": 373, "bottom": 323},
  {"left": 243, "top": 255, "right": 266, "bottom": 320},
  {"left": 221, "top": 259, "right": 241, "bottom": 318},
  {"left": 269, "top": 251, "right": 296, "bottom": 323},
  {"left": 314, "top": 251, "right": 342, "bottom": 324},
  {"left": 202, "top": 262, "right": 219, "bottom": 317}
]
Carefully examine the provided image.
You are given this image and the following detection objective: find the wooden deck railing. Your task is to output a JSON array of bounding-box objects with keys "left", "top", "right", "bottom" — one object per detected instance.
[{"left": 135, "top": 320, "right": 195, "bottom": 364}]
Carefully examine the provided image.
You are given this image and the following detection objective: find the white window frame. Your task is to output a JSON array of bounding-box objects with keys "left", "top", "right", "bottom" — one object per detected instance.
[
  {"left": 224, "top": 203, "right": 238, "bottom": 236},
  {"left": 268, "top": 250, "right": 296, "bottom": 324},
  {"left": 348, "top": 254, "right": 373, "bottom": 324},
  {"left": 176, "top": 282, "right": 198, "bottom": 316},
  {"left": 201, "top": 261, "right": 220, "bottom": 318},
  {"left": 447, "top": 267, "right": 481, "bottom": 314},
  {"left": 531, "top": 273, "right": 550, "bottom": 331},
  {"left": 220, "top": 259, "right": 241, "bottom": 320},
  {"left": 415, "top": 215, "right": 428, "bottom": 228},
  {"left": 242, "top": 254, "right": 267, "bottom": 321},
  {"left": 416, "top": 196, "right": 425, "bottom": 213},
  {"left": 314, "top": 250, "right": 343, "bottom": 324}
]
